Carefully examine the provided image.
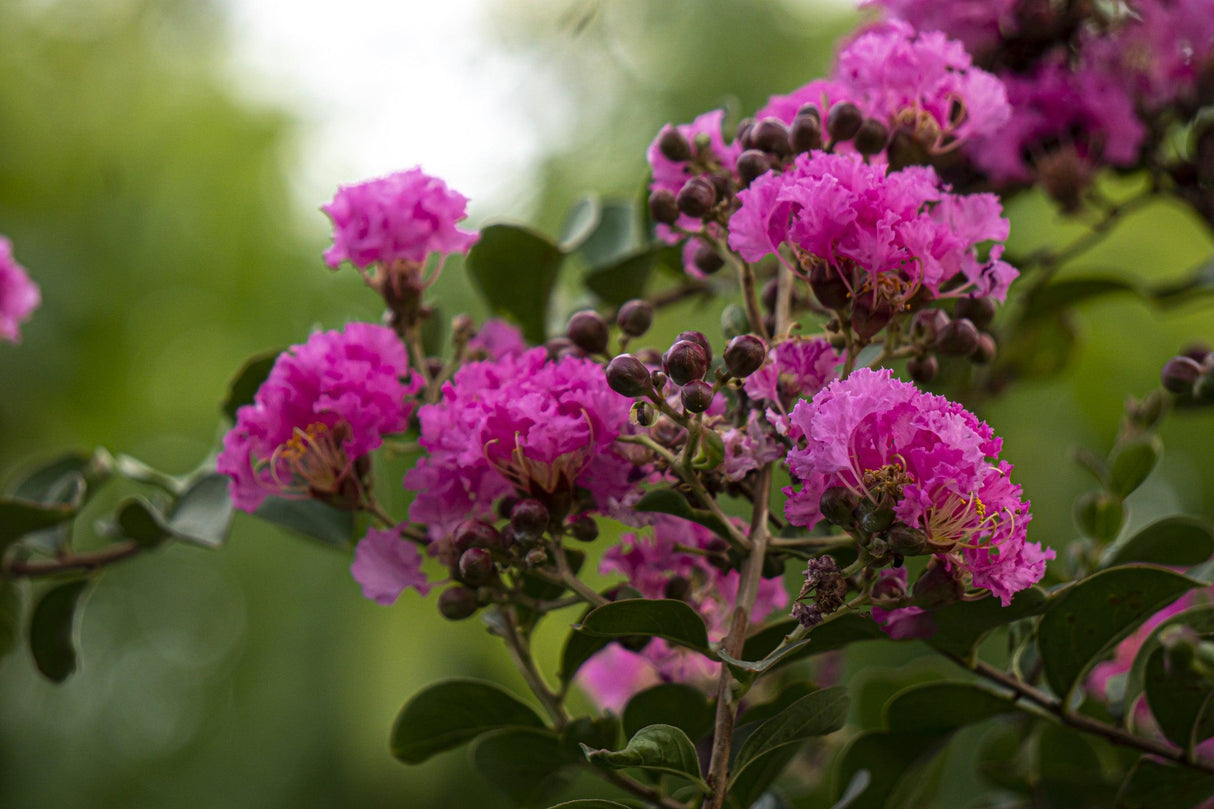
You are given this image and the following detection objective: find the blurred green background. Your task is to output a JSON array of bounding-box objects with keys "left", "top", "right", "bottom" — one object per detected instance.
[{"left": 0, "top": 1, "right": 1211, "bottom": 807}]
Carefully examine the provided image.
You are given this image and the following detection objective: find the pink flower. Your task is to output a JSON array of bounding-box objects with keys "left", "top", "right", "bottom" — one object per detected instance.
[
  {"left": 721, "top": 411, "right": 786, "bottom": 482},
  {"left": 350, "top": 526, "right": 432, "bottom": 605},
  {"left": 322, "top": 167, "right": 479, "bottom": 269},
  {"left": 743, "top": 337, "right": 841, "bottom": 411},
  {"left": 784, "top": 368, "right": 1052, "bottom": 606},
  {"left": 862, "top": 0, "right": 1020, "bottom": 60},
  {"left": 218, "top": 323, "right": 418, "bottom": 513},
  {"left": 405, "top": 348, "right": 641, "bottom": 539},
  {"left": 870, "top": 568, "right": 937, "bottom": 639},
  {"left": 0, "top": 237, "right": 40, "bottom": 344},
  {"left": 465, "top": 318, "right": 527, "bottom": 360}
]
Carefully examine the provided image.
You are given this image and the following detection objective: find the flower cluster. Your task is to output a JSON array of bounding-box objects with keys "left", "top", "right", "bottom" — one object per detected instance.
[
  {"left": 0, "top": 237, "right": 40, "bottom": 344},
  {"left": 218, "top": 322, "right": 418, "bottom": 513},
  {"left": 785, "top": 368, "right": 1051, "bottom": 606}
]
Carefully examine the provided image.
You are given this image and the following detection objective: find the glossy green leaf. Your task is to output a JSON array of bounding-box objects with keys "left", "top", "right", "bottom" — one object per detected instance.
[
  {"left": 559, "top": 195, "right": 602, "bottom": 251},
  {"left": 739, "top": 683, "right": 819, "bottom": 728},
  {"left": 585, "top": 249, "right": 658, "bottom": 306},
  {"left": 622, "top": 683, "right": 714, "bottom": 741},
  {"left": 577, "top": 598, "right": 712, "bottom": 657},
  {"left": 165, "top": 473, "right": 234, "bottom": 547},
  {"left": 0, "top": 485, "right": 85, "bottom": 551},
  {"left": 1103, "top": 516, "right": 1214, "bottom": 569},
  {"left": 113, "top": 453, "right": 188, "bottom": 495},
  {"left": 113, "top": 497, "right": 172, "bottom": 547},
  {"left": 466, "top": 224, "right": 565, "bottom": 344},
  {"left": 741, "top": 613, "right": 886, "bottom": 669},
  {"left": 730, "top": 687, "right": 849, "bottom": 796},
  {"left": 1038, "top": 565, "right": 1201, "bottom": 700},
  {"left": 29, "top": 579, "right": 89, "bottom": 683},
  {"left": 391, "top": 679, "right": 546, "bottom": 764},
  {"left": 11, "top": 449, "right": 112, "bottom": 502},
  {"left": 832, "top": 730, "right": 947, "bottom": 809},
  {"left": 633, "top": 490, "right": 732, "bottom": 542},
  {"left": 582, "top": 723, "right": 706, "bottom": 790},
  {"left": 1108, "top": 435, "right": 1162, "bottom": 497},
  {"left": 883, "top": 682, "right": 1018, "bottom": 733},
  {"left": 472, "top": 727, "right": 574, "bottom": 806},
  {"left": 926, "top": 586, "right": 1049, "bottom": 661},
  {"left": 1144, "top": 645, "right": 1214, "bottom": 749},
  {"left": 253, "top": 496, "right": 356, "bottom": 547},
  {"left": 1074, "top": 490, "right": 1125, "bottom": 542},
  {"left": 1116, "top": 757, "right": 1214, "bottom": 809},
  {"left": 1126, "top": 604, "right": 1214, "bottom": 710},
  {"left": 0, "top": 579, "right": 21, "bottom": 661},
  {"left": 221, "top": 348, "right": 281, "bottom": 422},
  {"left": 575, "top": 202, "right": 639, "bottom": 268}
]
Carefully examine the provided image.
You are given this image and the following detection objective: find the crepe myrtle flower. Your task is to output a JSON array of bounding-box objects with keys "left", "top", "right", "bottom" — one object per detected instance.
[
  {"left": 784, "top": 368, "right": 1053, "bottom": 606},
  {"left": 0, "top": 237, "right": 40, "bottom": 344},
  {"left": 861, "top": 0, "right": 1020, "bottom": 60},
  {"left": 350, "top": 526, "right": 432, "bottom": 606},
  {"left": 218, "top": 322, "right": 418, "bottom": 513}
]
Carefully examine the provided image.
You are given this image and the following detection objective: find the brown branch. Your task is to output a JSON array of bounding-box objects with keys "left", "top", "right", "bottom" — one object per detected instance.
[{"left": 4, "top": 541, "right": 144, "bottom": 579}]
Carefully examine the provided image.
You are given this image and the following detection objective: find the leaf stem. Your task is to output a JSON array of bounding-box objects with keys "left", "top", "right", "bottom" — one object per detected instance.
[{"left": 3, "top": 540, "right": 144, "bottom": 579}]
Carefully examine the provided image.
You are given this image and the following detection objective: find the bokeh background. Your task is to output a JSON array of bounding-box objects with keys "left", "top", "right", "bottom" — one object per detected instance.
[{"left": 0, "top": 1, "right": 1211, "bottom": 807}]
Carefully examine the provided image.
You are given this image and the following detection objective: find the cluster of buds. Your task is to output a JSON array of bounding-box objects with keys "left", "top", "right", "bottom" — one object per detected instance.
[
  {"left": 1161, "top": 344, "right": 1214, "bottom": 404},
  {"left": 905, "top": 297, "right": 999, "bottom": 382}
]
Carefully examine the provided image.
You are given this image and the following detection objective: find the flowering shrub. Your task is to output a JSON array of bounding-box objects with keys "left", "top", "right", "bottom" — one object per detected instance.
[{"left": 5, "top": 2, "right": 1214, "bottom": 808}]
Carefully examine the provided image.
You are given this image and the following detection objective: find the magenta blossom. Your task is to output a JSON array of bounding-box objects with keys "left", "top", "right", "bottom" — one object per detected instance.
[
  {"left": 862, "top": 0, "right": 1020, "bottom": 60},
  {"left": 405, "top": 348, "right": 640, "bottom": 539},
  {"left": 322, "top": 167, "right": 479, "bottom": 269},
  {"left": 0, "top": 237, "right": 40, "bottom": 343},
  {"left": 743, "top": 337, "right": 841, "bottom": 412},
  {"left": 465, "top": 318, "right": 528, "bottom": 361},
  {"left": 785, "top": 368, "right": 1052, "bottom": 605},
  {"left": 729, "top": 151, "right": 1017, "bottom": 304},
  {"left": 871, "top": 568, "right": 937, "bottom": 640},
  {"left": 350, "top": 526, "right": 432, "bottom": 605},
  {"left": 218, "top": 322, "right": 418, "bottom": 513}
]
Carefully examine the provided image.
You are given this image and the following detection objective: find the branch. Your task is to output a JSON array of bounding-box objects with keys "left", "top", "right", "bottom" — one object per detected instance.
[{"left": 3, "top": 540, "right": 144, "bottom": 579}]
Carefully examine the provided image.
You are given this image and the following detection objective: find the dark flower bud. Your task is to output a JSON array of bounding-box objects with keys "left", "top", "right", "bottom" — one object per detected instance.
[
  {"left": 651, "top": 370, "right": 669, "bottom": 392},
  {"left": 796, "top": 104, "right": 822, "bottom": 122},
  {"left": 681, "top": 379, "right": 715, "bottom": 413},
  {"left": 907, "top": 354, "right": 939, "bottom": 383},
  {"left": 664, "top": 576, "right": 692, "bottom": 602},
  {"left": 616, "top": 299, "right": 653, "bottom": 337},
  {"left": 709, "top": 172, "right": 734, "bottom": 203},
  {"left": 567, "top": 309, "right": 610, "bottom": 354},
  {"left": 630, "top": 400, "right": 656, "bottom": 427},
  {"left": 826, "top": 102, "right": 863, "bottom": 142},
  {"left": 496, "top": 496, "right": 520, "bottom": 520},
  {"left": 911, "top": 308, "right": 950, "bottom": 344},
  {"left": 808, "top": 260, "right": 851, "bottom": 310},
  {"left": 851, "top": 296, "right": 893, "bottom": 341},
  {"left": 675, "top": 330, "right": 713, "bottom": 364},
  {"left": 499, "top": 523, "right": 519, "bottom": 548},
  {"left": 510, "top": 499, "right": 549, "bottom": 540},
  {"left": 751, "top": 118, "right": 791, "bottom": 157},
  {"left": 458, "top": 548, "right": 495, "bottom": 587},
  {"left": 606, "top": 354, "right": 652, "bottom": 397},
  {"left": 854, "top": 119, "right": 889, "bottom": 156},
  {"left": 692, "top": 243, "right": 725, "bottom": 275},
  {"left": 857, "top": 500, "right": 895, "bottom": 534},
  {"left": 1181, "top": 342, "right": 1213, "bottom": 364},
  {"left": 438, "top": 586, "right": 479, "bottom": 620},
  {"left": 425, "top": 357, "right": 444, "bottom": 378},
  {"left": 649, "top": 189, "right": 679, "bottom": 225},
  {"left": 736, "top": 117, "right": 755, "bottom": 148},
  {"left": 737, "top": 149, "right": 774, "bottom": 186},
  {"left": 545, "top": 336, "right": 576, "bottom": 360},
  {"left": 790, "top": 112, "right": 824, "bottom": 154},
  {"left": 676, "top": 177, "right": 716, "bottom": 219},
  {"left": 820, "top": 486, "right": 857, "bottom": 526},
  {"left": 663, "top": 340, "right": 709, "bottom": 386},
  {"left": 762, "top": 554, "right": 787, "bottom": 579},
  {"left": 911, "top": 557, "right": 965, "bottom": 609},
  {"left": 935, "top": 318, "right": 980, "bottom": 356},
  {"left": 955, "top": 296, "right": 997, "bottom": 329},
  {"left": 971, "top": 333, "right": 997, "bottom": 365},
  {"left": 724, "top": 334, "right": 767, "bottom": 378},
  {"left": 453, "top": 519, "right": 502, "bottom": 554},
  {"left": 657, "top": 127, "right": 693, "bottom": 162},
  {"left": 569, "top": 515, "right": 599, "bottom": 543},
  {"left": 1162, "top": 356, "right": 1203, "bottom": 394},
  {"left": 886, "top": 524, "right": 929, "bottom": 556}
]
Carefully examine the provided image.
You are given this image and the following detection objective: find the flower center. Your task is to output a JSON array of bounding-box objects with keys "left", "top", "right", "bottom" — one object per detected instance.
[{"left": 268, "top": 421, "right": 356, "bottom": 497}]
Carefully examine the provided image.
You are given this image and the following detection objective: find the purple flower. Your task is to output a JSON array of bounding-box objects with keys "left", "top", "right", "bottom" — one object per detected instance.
[
  {"left": 743, "top": 337, "right": 841, "bottom": 411},
  {"left": 721, "top": 411, "right": 786, "bottom": 482},
  {"left": 350, "top": 526, "right": 432, "bottom": 605},
  {"left": 784, "top": 368, "right": 1053, "bottom": 606},
  {"left": 218, "top": 323, "right": 418, "bottom": 513},
  {"left": 322, "top": 167, "right": 479, "bottom": 269},
  {"left": 405, "top": 348, "right": 641, "bottom": 538},
  {"left": 0, "top": 237, "right": 40, "bottom": 344}
]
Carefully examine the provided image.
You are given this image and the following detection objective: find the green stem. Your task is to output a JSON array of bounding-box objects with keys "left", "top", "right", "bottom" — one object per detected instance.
[{"left": 498, "top": 607, "right": 568, "bottom": 729}]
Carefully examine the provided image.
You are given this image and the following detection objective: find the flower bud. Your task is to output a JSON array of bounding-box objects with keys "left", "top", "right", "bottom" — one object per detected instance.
[
  {"left": 657, "top": 127, "right": 693, "bottom": 162},
  {"left": 936, "top": 318, "right": 980, "bottom": 356},
  {"left": 808, "top": 260, "right": 851, "bottom": 310},
  {"left": 545, "top": 336, "right": 577, "bottom": 360},
  {"left": 664, "top": 576, "right": 692, "bottom": 601},
  {"left": 854, "top": 119, "right": 889, "bottom": 156},
  {"left": 820, "top": 486, "right": 857, "bottom": 527},
  {"left": 676, "top": 330, "right": 713, "bottom": 364},
  {"left": 857, "top": 500, "right": 895, "bottom": 534},
  {"left": 907, "top": 354, "right": 938, "bottom": 383},
  {"left": 955, "top": 296, "right": 997, "bottom": 329},
  {"left": 826, "top": 102, "right": 863, "bottom": 142},
  {"left": 510, "top": 499, "right": 549, "bottom": 540},
  {"left": 616, "top": 299, "right": 653, "bottom": 337},
  {"left": 886, "top": 524, "right": 930, "bottom": 556},
  {"left": 692, "top": 243, "right": 725, "bottom": 275},
  {"left": 911, "top": 558, "right": 965, "bottom": 609},
  {"left": 630, "top": 400, "right": 656, "bottom": 427},
  {"left": 721, "top": 304, "right": 750, "bottom": 341},
  {"left": 911, "top": 308, "right": 950, "bottom": 344},
  {"left": 606, "top": 354, "right": 652, "bottom": 397},
  {"left": 724, "top": 334, "right": 766, "bottom": 378},
  {"left": 567, "top": 309, "right": 609, "bottom": 355},
  {"left": 569, "top": 515, "right": 599, "bottom": 543},
  {"left": 453, "top": 519, "right": 503, "bottom": 554},
  {"left": 676, "top": 177, "right": 716, "bottom": 219},
  {"left": 736, "top": 117, "right": 756, "bottom": 149},
  {"left": 1182, "top": 343, "right": 1213, "bottom": 364},
  {"left": 971, "top": 333, "right": 997, "bottom": 365},
  {"left": 751, "top": 118, "right": 791, "bottom": 157},
  {"left": 458, "top": 548, "right": 495, "bottom": 587},
  {"left": 1162, "top": 355, "right": 1203, "bottom": 394},
  {"left": 651, "top": 370, "right": 669, "bottom": 392},
  {"left": 649, "top": 189, "right": 679, "bottom": 225},
  {"left": 789, "top": 112, "right": 824, "bottom": 154},
  {"left": 438, "top": 586, "right": 479, "bottom": 620},
  {"left": 851, "top": 296, "right": 893, "bottom": 341},
  {"left": 681, "top": 379, "right": 715, "bottom": 413},
  {"left": 496, "top": 495, "right": 520, "bottom": 520},
  {"left": 762, "top": 554, "right": 787, "bottom": 579},
  {"left": 663, "top": 340, "right": 709, "bottom": 386}
]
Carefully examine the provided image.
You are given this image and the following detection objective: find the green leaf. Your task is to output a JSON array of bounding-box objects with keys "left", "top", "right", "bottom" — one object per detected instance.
[
  {"left": 577, "top": 598, "right": 713, "bottom": 657},
  {"left": 739, "top": 683, "right": 819, "bottom": 728},
  {"left": 29, "top": 580, "right": 90, "bottom": 683},
  {"left": 730, "top": 687, "right": 849, "bottom": 802},
  {"left": 391, "top": 679, "right": 546, "bottom": 764},
  {"left": 741, "top": 613, "right": 886, "bottom": 668},
  {"left": 472, "top": 727, "right": 575, "bottom": 806},
  {"left": 253, "top": 496, "right": 356, "bottom": 547},
  {"left": 633, "top": 490, "right": 733, "bottom": 542},
  {"left": 1126, "top": 604, "right": 1214, "bottom": 710},
  {"left": 1116, "top": 757, "right": 1214, "bottom": 809},
  {"left": 1108, "top": 435, "right": 1162, "bottom": 497},
  {"left": 1074, "top": 490, "right": 1125, "bottom": 542},
  {"left": 1103, "top": 516, "right": 1214, "bottom": 569},
  {"left": 582, "top": 723, "right": 707, "bottom": 790},
  {"left": 112, "top": 497, "right": 172, "bottom": 547},
  {"left": 584, "top": 249, "right": 659, "bottom": 307},
  {"left": 575, "top": 202, "right": 639, "bottom": 268},
  {"left": 165, "top": 473, "right": 234, "bottom": 547},
  {"left": 622, "top": 683, "right": 714, "bottom": 741},
  {"left": 559, "top": 195, "right": 602, "bottom": 251},
  {"left": 11, "top": 449, "right": 112, "bottom": 502},
  {"left": 829, "top": 770, "right": 872, "bottom": 809},
  {"left": 221, "top": 348, "right": 281, "bottom": 422},
  {"left": 832, "top": 730, "right": 947, "bottom": 809},
  {"left": 0, "top": 486, "right": 85, "bottom": 551},
  {"left": 466, "top": 224, "right": 566, "bottom": 344},
  {"left": 1144, "top": 645, "right": 1214, "bottom": 749},
  {"left": 883, "top": 682, "right": 1018, "bottom": 733},
  {"left": 925, "top": 586, "right": 1050, "bottom": 661},
  {"left": 0, "top": 579, "right": 21, "bottom": 661},
  {"left": 559, "top": 628, "right": 611, "bottom": 688},
  {"left": 1038, "top": 565, "right": 1201, "bottom": 700}
]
